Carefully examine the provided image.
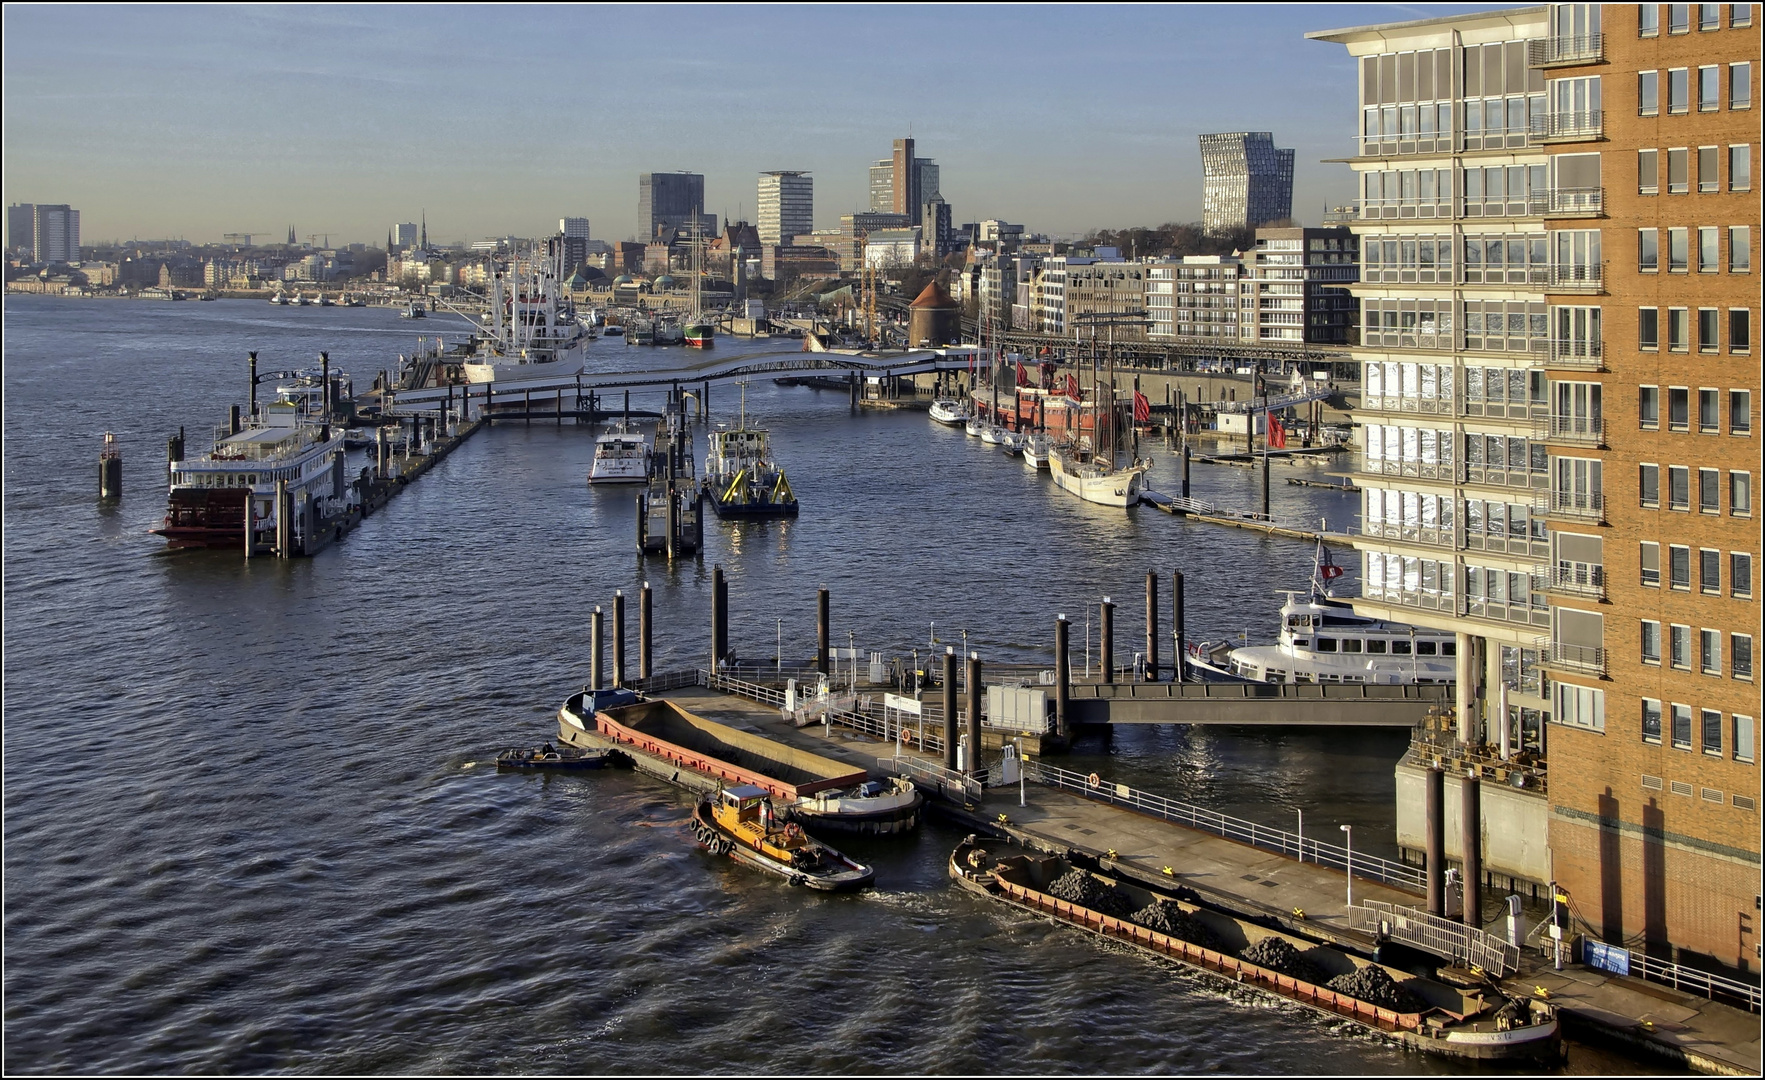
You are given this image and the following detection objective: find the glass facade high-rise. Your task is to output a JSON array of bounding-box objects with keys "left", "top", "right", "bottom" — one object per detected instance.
[
  {"left": 638, "top": 172, "right": 710, "bottom": 241},
  {"left": 17, "top": 204, "right": 80, "bottom": 263},
  {"left": 1198, "top": 132, "right": 1295, "bottom": 234},
  {"left": 757, "top": 171, "right": 813, "bottom": 246}
]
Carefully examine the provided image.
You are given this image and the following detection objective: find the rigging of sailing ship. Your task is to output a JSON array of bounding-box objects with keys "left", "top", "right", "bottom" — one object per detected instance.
[
  {"left": 683, "top": 212, "right": 715, "bottom": 349},
  {"left": 1047, "top": 311, "right": 1150, "bottom": 507}
]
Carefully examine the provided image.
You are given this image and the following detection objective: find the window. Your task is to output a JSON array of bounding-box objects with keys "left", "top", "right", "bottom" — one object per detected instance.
[
  {"left": 1702, "top": 2, "right": 1723, "bottom": 27},
  {"left": 1734, "top": 145, "right": 1754, "bottom": 191},
  {"left": 1641, "top": 463, "right": 1661, "bottom": 506},
  {"left": 1640, "top": 70, "right": 1660, "bottom": 115},
  {"left": 1703, "top": 629, "right": 1723, "bottom": 671},
  {"left": 1637, "top": 152, "right": 1658, "bottom": 198},
  {"left": 1735, "top": 551, "right": 1755, "bottom": 595},
  {"left": 1698, "top": 231, "right": 1719, "bottom": 276},
  {"left": 1642, "top": 4, "right": 1662, "bottom": 33},
  {"left": 1703, "top": 708, "right": 1723, "bottom": 754},
  {"left": 1700, "top": 469, "right": 1720, "bottom": 514},
  {"left": 1671, "top": 545, "right": 1692, "bottom": 588},
  {"left": 1736, "top": 715, "right": 1755, "bottom": 763},
  {"left": 1639, "top": 307, "right": 1660, "bottom": 349},
  {"left": 1668, "top": 307, "right": 1689, "bottom": 350},
  {"left": 1736, "top": 634, "right": 1755, "bottom": 680},
  {"left": 1669, "top": 68, "right": 1690, "bottom": 112},
  {"left": 1640, "top": 385, "right": 1660, "bottom": 427},
  {"left": 1668, "top": 228, "right": 1689, "bottom": 270},
  {"left": 1671, "top": 3, "right": 1692, "bottom": 31},
  {"left": 1668, "top": 148, "right": 1689, "bottom": 193},
  {"left": 1643, "top": 619, "right": 1663, "bottom": 662},
  {"left": 1735, "top": 63, "right": 1755, "bottom": 109},
  {"left": 1639, "top": 229, "right": 1659, "bottom": 270},
  {"left": 1672, "top": 702, "right": 1693, "bottom": 749},
  {"left": 1738, "top": 4, "right": 1756, "bottom": 27},
  {"left": 1699, "top": 148, "right": 1721, "bottom": 193},
  {"left": 1669, "top": 387, "right": 1690, "bottom": 428},
  {"left": 1643, "top": 698, "right": 1663, "bottom": 744},
  {"left": 1555, "top": 683, "right": 1606, "bottom": 732},
  {"left": 1732, "top": 309, "right": 1753, "bottom": 351},
  {"left": 1734, "top": 391, "right": 1755, "bottom": 433},
  {"left": 1734, "top": 473, "right": 1754, "bottom": 516},
  {"left": 1733, "top": 226, "right": 1753, "bottom": 272},
  {"left": 1699, "top": 310, "right": 1720, "bottom": 353},
  {"left": 1702, "top": 547, "right": 1722, "bottom": 590},
  {"left": 1642, "top": 540, "right": 1661, "bottom": 584},
  {"left": 1700, "top": 388, "right": 1720, "bottom": 430},
  {"left": 1700, "top": 66, "right": 1721, "bottom": 110},
  {"left": 1670, "top": 467, "right": 1691, "bottom": 510}
]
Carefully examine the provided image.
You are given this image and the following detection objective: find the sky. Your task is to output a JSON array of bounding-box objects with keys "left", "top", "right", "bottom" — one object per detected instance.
[{"left": 3, "top": 4, "right": 1509, "bottom": 247}]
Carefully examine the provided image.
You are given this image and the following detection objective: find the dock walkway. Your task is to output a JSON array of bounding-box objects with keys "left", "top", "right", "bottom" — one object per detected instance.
[{"left": 619, "top": 686, "right": 1760, "bottom": 1076}]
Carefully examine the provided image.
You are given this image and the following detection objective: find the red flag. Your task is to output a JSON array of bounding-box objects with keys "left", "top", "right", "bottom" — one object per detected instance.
[
  {"left": 1066, "top": 374, "right": 1080, "bottom": 399},
  {"left": 1017, "top": 359, "right": 1029, "bottom": 387},
  {"left": 1268, "top": 414, "right": 1286, "bottom": 449},
  {"left": 1133, "top": 391, "right": 1151, "bottom": 423}
]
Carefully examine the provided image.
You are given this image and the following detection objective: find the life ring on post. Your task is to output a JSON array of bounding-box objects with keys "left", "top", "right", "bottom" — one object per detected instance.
[{"left": 1088, "top": 772, "right": 1101, "bottom": 789}]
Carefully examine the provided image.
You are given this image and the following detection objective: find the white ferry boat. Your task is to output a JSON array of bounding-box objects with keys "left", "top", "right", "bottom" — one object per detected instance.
[
  {"left": 588, "top": 421, "right": 651, "bottom": 485},
  {"left": 151, "top": 396, "right": 351, "bottom": 552},
  {"left": 1187, "top": 545, "right": 1457, "bottom": 685},
  {"left": 928, "top": 399, "right": 968, "bottom": 426}
]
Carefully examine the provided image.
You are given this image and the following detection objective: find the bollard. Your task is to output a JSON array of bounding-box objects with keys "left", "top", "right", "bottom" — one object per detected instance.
[
  {"left": 816, "top": 587, "right": 829, "bottom": 676},
  {"left": 591, "top": 606, "right": 604, "bottom": 690},
  {"left": 715, "top": 570, "right": 729, "bottom": 668},
  {"left": 1172, "top": 571, "right": 1187, "bottom": 684},
  {"left": 274, "top": 478, "right": 290, "bottom": 558},
  {"left": 1426, "top": 766, "right": 1446, "bottom": 917},
  {"left": 1181, "top": 443, "right": 1191, "bottom": 499},
  {"left": 1463, "top": 774, "right": 1484, "bottom": 929},
  {"left": 1144, "top": 571, "right": 1159, "bottom": 682},
  {"left": 710, "top": 566, "right": 726, "bottom": 672},
  {"left": 965, "top": 652, "right": 983, "bottom": 777},
  {"left": 612, "top": 589, "right": 626, "bottom": 689},
  {"left": 1054, "top": 615, "right": 1070, "bottom": 736},
  {"left": 639, "top": 581, "right": 652, "bottom": 681},
  {"left": 942, "top": 646, "right": 958, "bottom": 771},
  {"left": 248, "top": 351, "right": 259, "bottom": 418},
  {"left": 1100, "top": 597, "right": 1115, "bottom": 684},
  {"left": 99, "top": 433, "right": 123, "bottom": 499}
]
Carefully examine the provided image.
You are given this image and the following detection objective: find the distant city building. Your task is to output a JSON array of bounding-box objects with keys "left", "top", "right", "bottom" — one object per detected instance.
[
  {"left": 638, "top": 172, "right": 714, "bottom": 242},
  {"left": 15, "top": 204, "right": 81, "bottom": 264},
  {"left": 832, "top": 212, "right": 910, "bottom": 271},
  {"left": 392, "top": 222, "right": 418, "bottom": 250},
  {"left": 975, "top": 219, "right": 1025, "bottom": 252},
  {"left": 1198, "top": 132, "right": 1295, "bottom": 234},
  {"left": 222, "top": 233, "right": 253, "bottom": 247},
  {"left": 1242, "top": 226, "right": 1358, "bottom": 344},
  {"left": 1145, "top": 256, "right": 1247, "bottom": 343},
  {"left": 867, "top": 140, "right": 939, "bottom": 225},
  {"left": 862, "top": 228, "right": 921, "bottom": 268},
  {"left": 559, "top": 217, "right": 591, "bottom": 240},
  {"left": 756, "top": 171, "right": 813, "bottom": 247},
  {"left": 921, "top": 197, "right": 953, "bottom": 260}
]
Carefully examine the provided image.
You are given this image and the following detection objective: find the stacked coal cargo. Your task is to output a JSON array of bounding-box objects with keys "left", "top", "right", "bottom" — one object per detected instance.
[
  {"left": 1127, "top": 900, "right": 1222, "bottom": 951},
  {"left": 1045, "top": 869, "right": 1134, "bottom": 917},
  {"left": 1324, "top": 966, "right": 1426, "bottom": 1013},
  {"left": 1238, "top": 936, "right": 1328, "bottom": 985}
]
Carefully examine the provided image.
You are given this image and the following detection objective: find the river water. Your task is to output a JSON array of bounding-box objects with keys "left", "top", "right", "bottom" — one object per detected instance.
[{"left": 2, "top": 296, "right": 1656, "bottom": 1073}]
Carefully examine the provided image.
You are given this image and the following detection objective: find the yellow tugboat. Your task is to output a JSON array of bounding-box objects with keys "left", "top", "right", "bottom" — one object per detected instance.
[{"left": 692, "top": 785, "right": 875, "bottom": 891}]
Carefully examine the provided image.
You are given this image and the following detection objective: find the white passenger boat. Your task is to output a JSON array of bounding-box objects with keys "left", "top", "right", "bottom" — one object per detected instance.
[
  {"left": 459, "top": 248, "right": 589, "bottom": 386},
  {"left": 1186, "top": 544, "right": 1457, "bottom": 685},
  {"left": 588, "top": 421, "right": 651, "bottom": 485},
  {"left": 1022, "top": 433, "right": 1051, "bottom": 471},
  {"left": 928, "top": 399, "right": 967, "bottom": 426}
]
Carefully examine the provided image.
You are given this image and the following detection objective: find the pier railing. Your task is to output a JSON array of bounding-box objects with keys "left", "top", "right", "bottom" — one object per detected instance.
[
  {"left": 1022, "top": 760, "right": 1426, "bottom": 891},
  {"left": 1626, "top": 951, "right": 1763, "bottom": 1013},
  {"left": 1350, "top": 899, "right": 1520, "bottom": 976}
]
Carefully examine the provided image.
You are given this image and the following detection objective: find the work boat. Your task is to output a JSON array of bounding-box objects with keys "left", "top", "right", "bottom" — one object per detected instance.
[
  {"left": 151, "top": 395, "right": 351, "bottom": 553},
  {"left": 458, "top": 248, "right": 589, "bottom": 386},
  {"left": 692, "top": 786, "right": 875, "bottom": 891},
  {"left": 703, "top": 382, "right": 797, "bottom": 517},
  {"left": 928, "top": 399, "right": 967, "bottom": 426},
  {"left": 1187, "top": 543, "right": 1457, "bottom": 685},
  {"left": 587, "top": 420, "right": 650, "bottom": 485}
]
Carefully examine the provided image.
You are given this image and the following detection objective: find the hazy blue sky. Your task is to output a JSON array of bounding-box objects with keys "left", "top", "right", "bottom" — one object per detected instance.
[{"left": 4, "top": 4, "right": 1505, "bottom": 246}]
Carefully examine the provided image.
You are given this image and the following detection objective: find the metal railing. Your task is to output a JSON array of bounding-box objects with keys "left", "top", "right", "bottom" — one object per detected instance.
[
  {"left": 894, "top": 755, "right": 983, "bottom": 805},
  {"left": 1351, "top": 899, "right": 1520, "bottom": 976},
  {"left": 1022, "top": 759, "right": 1426, "bottom": 890},
  {"left": 1546, "top": 338, "right": 1604, "bottom": 369},
  {"left": 1537, "top": 414, "right": 1606, "bottom": 444},
  {"left": 1549, "top": 490, "right": 1605, "bottom": 520},
  {"left": 1549, "top": 641, "right": 1607, "bottom": 675},
  {"left": 1529, "top": 33, "right": 1604, "bottom": 66},
  {"left": 1535, "top": 108, "right": 1604, "bottom": 140},
  {"left": 1547, "top": 187, "right": 1604, "bottom": 216},
  {"left": 1547, "top": 264, "right": 1603, "bottom": 290},
  {"left": 1543, "top": 563, "right": 1607, "bottom": 599},
  {"left": 1406, "top": 717, "right": 1550, "bottom": 794},
  {"left": 1629, "top": 950, "right": 1764, "bottom": 1013}
]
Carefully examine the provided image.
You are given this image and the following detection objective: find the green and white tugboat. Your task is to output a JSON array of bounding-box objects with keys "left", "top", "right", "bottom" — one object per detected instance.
[{"left": 703, "top": 382, "right": 797, "bottom": 518}]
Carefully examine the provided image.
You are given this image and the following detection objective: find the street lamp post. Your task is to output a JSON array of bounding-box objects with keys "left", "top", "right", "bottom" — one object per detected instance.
[
  {"left": 776, "top": 617, "right": 782, "bottom": 678},
  {"left": 1340, "top": 824, "right": 1354, "bottom": 911}
]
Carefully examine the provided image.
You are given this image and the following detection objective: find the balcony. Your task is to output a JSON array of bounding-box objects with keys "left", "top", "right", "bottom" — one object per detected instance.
[
  {"left": 1460, "top": 195, "right": 1550, "bottom": 219},
  {"left": 1353, "top": 134, "right": 1457, "bottom": 159},
  {"left": 1550, "top": 490, "right": 1606, "bottom": 521},
  {"left": 1536, "top": 415, "right": 1607, "bottom": 446},
  {"left": 1360, "top": 521, "right": 1457, "bottom": 549},
  {"left": 1546, "top": 187, "right": 1604, "bottom": 217},
  {"left": 1355, "top": 197, "right": 1456, "bottom": 222},
  {"left": 1528, "top": 34, "right": 1605, "bottom": 67},
  {"left": 1354, "top": 327, "right": 1453, "bottom": 352},
  {"left": 1546, "top": 337, "right": 1604, "bottom": 369},
  {"left": 1543, "top": 563, "right": 1608, "bottom": 600},
  {"left": 1549, "top": 640, "right": 1608, "bottom": 676},
  {"left": 1534, "top": 109, "right": 1604, "bottom": 142},
  {"left": 1546, "top": 264, "right": 1604, "bottom": 292}
]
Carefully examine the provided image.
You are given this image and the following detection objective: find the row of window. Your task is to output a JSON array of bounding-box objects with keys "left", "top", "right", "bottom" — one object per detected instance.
[
  {"left": 1638, "top": 386, "right": 1752, "bottom": 435},
  {"left": 1636, "top": 64, "right": 1752, "bottom": 116},
  {"left": 1638, "top": 307, "right": 1753, "bottom": 353},
  {"left": 1638, "top": 225, "right": 1752, "bottom": 273},
  {"left": 1639, "top": 4, "right": 1754, "bottom": 35},
  {"left": 1640, "top": 543, "right": 1756, "bottom": 596},
  {"left": 1641, "top": 699, "right": 1755, "bottom": 766},
  {"left": 1638, "top": 464, "right": 1752, "bottom": 515},
  {"left": 1639, "top": 146, "right": 1752, "bottom": 195}
]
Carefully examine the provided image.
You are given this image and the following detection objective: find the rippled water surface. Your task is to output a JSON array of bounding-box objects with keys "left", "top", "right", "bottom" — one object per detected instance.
[{"left": 3, "top": 297, "right": 1656, "bottom": 1074}]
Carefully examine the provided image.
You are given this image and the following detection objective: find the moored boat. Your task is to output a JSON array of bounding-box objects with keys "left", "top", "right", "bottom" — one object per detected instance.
[
  {"left": 495, "top": 743, "right": 609, "bottom": 770},
  {"left": 928, "top": 399, "right": 968, "bottom": 426},
  {"left": 703, "top": 386, "right": 797, "bottom": 518},
  {"left": 692, "top": 785, "right": 875, "bottom": 891},
  {"left": 588, "top": 420, "right": 650, "bottom": 485},
  {"left": 1022, "top": 432, "right": 1051, "bottom": 471},
  {"left": 783, "top": 776, "right": 923, "bottom": 835},
  {"left": 1048, "top": 442, "right": 1148, "bottom": 507}
]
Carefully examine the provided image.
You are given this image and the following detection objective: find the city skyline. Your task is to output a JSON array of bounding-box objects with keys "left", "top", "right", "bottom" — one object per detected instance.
[{"left": 2, "top": 4, "right": 1511, "bottom": 246}]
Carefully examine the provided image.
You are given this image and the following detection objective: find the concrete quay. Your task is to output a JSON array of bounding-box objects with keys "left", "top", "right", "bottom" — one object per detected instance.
[{"left": 595, "top": 684, "right": 1759, "bottom": 1076}]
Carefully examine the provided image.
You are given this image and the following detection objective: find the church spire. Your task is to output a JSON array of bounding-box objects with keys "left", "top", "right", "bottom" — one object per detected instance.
[
  {"left": 287, "top": 224, "right": 296, "bottom": 246},
  {"left": 420, "top": 210, "right": 427, "bottom": 250}
]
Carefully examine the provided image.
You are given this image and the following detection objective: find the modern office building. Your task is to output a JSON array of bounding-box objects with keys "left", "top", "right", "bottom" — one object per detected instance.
[
  {"left": 867, "top": 140, "right": 939, "bottom": 224},
  {"left": 16, "top": 204, "right": 81, "bottom": 263},
  {"left": 1312, "top": 4, "right": 1760, "bottom": 978},
  {"left": 392, "top": 222, "right": 417, "bottom": 251},
  {"left": 559, "top": 217, "right": 591, "bottom": 240},
  {"left": 1199, "top": 132, "right": 1296, "bottom": 234},
  {"left": 639, "top": 172, "right": 714, "bottom": 242},
  {"left": 757, "top": 171, "right": 813, "bottom": 246},
  {"left": 1145, "top": 257, "right": 1247, "bottom": 344},
  {"left": 1244, "top": 226, "right": 1360, "bottom": 344}
]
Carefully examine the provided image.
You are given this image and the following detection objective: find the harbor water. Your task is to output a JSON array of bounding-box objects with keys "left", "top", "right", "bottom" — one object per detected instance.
[{"left": 2, "top": 296, "right": 1655, "bottom": 1073}]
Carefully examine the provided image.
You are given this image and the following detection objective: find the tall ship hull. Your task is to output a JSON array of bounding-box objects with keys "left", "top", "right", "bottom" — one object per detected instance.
[
  {"left": 1048, "top": 447, "right": 1146, "bottom": 507},
  {"left": 683, "top": 321, "right": 714, "bottom": 349}
]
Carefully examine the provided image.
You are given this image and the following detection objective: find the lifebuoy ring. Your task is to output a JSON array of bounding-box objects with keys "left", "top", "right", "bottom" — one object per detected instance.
[{"left": 1088, "top": 772, "right": 1101, "bottom": 788}]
